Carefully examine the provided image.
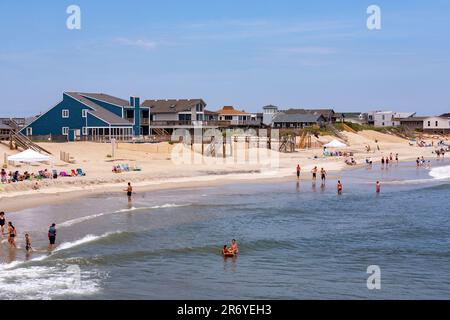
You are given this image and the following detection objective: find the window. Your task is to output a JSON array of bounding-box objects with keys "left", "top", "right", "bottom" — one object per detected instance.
[
  {"left": 224, "top": 116, "right": 233, "bottom": 120},
  {"left": 428, "top": 121, "right": 431, "bottom": 127},
  {"left": 26, "top": 127, "right": 32, "bottom": 136},
  {"left": 196, "top": 104, "right": 203, "bottom": 112},
  {"left": 436, "top": 121, "right": 439, "bottom": 127},
  {"left": 82, "top": 127, "right": 88, "bottom": 135},
  {"left": 62, "top": 109, "right": 69, "bottom": 118},
  {"left": 82, "top": 109, "right": 88, "bottom": 118},
  {"left": 62, "top": 127, "right": 69, "bottom": 135},
  {"left": 382, "top": 115, "right": 385, "bottom": 120}
]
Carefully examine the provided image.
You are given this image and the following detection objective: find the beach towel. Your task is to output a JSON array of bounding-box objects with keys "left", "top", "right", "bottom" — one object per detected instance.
[
  {"left": 77, "top": 168, "right": 86, "bottom": 176},
  {"left": 71, "top": 169, "right": 78, "bottom": 177}
]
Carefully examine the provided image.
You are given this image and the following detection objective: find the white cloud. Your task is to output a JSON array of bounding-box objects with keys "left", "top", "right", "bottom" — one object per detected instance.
[{"left": 115, "top": 38, "right": 157, "bottom": 49}]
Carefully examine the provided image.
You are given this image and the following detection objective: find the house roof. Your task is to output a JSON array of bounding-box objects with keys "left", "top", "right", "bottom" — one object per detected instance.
[
  {"left": 285, "top": 109, "right": 336, "bottom": 118},
  {"left": 440, "top": 113, "right": 450, "bottom": 118},
  {"left": 204, "top": 110, "right": 218, "bottom": 115},
  {"left": 65, "top": 92, "right": 132, "bottom": 125},
  {"left": 141, "top": 99, "right": 205, "bottom": 114},
  {"left": 0, "top": 123, "right": 12, "bottom": 130},
  {"left": 396, "top": 117, "right": 427, "bottom": 122},
  {"left": 78, "top": 93, "right": 131, "bottom": 107},
  {"left": 216, "top": 106, "right": 250, "bottom": 116},
  {"left": 273, "top": 113, "right": 325, "bottom": 123}
]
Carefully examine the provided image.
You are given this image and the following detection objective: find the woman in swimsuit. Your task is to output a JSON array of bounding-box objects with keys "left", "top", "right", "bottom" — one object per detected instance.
[
  {"left": 7, "top": 222, "right": 17, "bottom": 248},
  {"left": 337, "top": 180, "right": 343, "bottom": 195},
  {"left": 0, "top": 212, "right": 5, "bottom": 237}
]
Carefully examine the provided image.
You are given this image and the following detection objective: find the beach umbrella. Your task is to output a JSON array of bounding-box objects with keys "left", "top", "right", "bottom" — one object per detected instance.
[
  {"left": 8, "top": 149, "right": 51, "bottom": 163},
  {"left": 323, "top": 140, "right": 347, "bottom": 148}
]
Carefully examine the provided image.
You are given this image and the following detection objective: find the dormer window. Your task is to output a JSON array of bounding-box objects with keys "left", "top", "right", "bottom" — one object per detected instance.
[{"left": 62, "top": 109, "right": 69, "bottom": 118}]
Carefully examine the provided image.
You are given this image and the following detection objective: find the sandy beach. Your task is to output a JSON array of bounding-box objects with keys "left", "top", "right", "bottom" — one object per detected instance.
[{"left": 1, "top": 130, "right": 447, "bottom": 212}]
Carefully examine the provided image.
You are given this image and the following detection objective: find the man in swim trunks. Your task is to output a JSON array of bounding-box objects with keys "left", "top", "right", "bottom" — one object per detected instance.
[
  {"left": 376, "top": 181, "right": 381, "bottom": 194},
  {"left": 320, "top": 168, "right": 327, "bottom": 183},
  {"left": 311, "top": 166, "right": 318, "bottom": 181},
  {"left": 48, "top": 223, "right": 57, "bottom": 249},
  {"left": 125, "top": 182, "right": 133, "bottom": 202},
  {"left": 296, "top": 165, "right": 301, "bottom": 180},
  {"left": 0, "top": 212, "right": 5, "bottom": 238},
  {"left": 231, "top": 239, "right": 239, "bottom": 254}
]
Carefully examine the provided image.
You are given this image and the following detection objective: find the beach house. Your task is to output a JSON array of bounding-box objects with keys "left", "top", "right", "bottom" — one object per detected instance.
[
  {"left": 372, "top": 111, "right": 416, "bottom": 127},
  {"left": 272, "top": 113, "right": 327, "bottom": 129},
  {"left": 423, "top": 116, "right": 450, "bottom": 134},
  {"left": 20, "top": 92, "right": 137, "bottom": 141}
]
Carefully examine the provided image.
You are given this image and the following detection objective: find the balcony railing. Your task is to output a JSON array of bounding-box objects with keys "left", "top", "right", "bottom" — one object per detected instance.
[{"left": 150, "top": 120, "right": 231, "bottom": 127}]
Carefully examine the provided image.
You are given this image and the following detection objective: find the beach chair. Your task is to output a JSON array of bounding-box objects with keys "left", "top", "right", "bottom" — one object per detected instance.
[
  {"left": 123, "top": 164, "right": 130, "bottom": 172},
  {"left": 77, "top": 168, "right": 86, "bottom": 176},
  {"left": 52, "top": 170, "right": 58, "bottom": 179}
]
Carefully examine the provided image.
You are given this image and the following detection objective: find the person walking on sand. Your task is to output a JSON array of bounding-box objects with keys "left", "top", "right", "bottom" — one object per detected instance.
[
  {"left": 48, "top": 223, "right": 57, "bottom": 250},
  {"left": 337, "top": 180, "right": 343, "bottom": 195},
  {"left": 296, "top": 165, "right": 301, "bottom": 180},
  {"left": 125, "top": 182, "right": 133, "bottom": 202},
  {"left": 7, "top": 222, "right": 17, "bottom": 248},
  {"left": 320, "top": 168, "right": 327, "bottom": 183},
  {"left": 311, "top": 166, "right": 318, "bottom": 181},
  {"left": 376, "top": 181, "right": 381, "bottom": 194}
]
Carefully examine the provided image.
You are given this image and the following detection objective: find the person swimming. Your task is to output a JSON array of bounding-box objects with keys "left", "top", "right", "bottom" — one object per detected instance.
[
  {"left": 376, "top": 181, "right": 381, "bottom": 194},
  {"left": 222, "top": 245, "right": 232, "bottom": 255}
]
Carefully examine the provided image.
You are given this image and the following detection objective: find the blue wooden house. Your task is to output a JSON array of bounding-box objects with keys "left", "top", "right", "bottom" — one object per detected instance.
[{"left": 21, "top": 92, "right": 145, "bottom": 141}]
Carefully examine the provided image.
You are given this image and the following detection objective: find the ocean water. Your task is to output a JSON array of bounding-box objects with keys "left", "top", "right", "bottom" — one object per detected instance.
[{"left": 1, "top": 159, "right": 450, "bottom": 300}]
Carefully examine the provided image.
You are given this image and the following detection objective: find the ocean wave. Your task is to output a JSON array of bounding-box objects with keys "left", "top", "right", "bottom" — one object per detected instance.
[
  {"left": 429, "top": 165, "right": 450, "bottom": 180},
  {"left": 53, "top": 231, "right": 124, "bottom": 253},
  {"left": 59, "top": 203, "right": 191, "bottom": 228},
  {"left": 0, "top": 264, "right": 101, "bottom": 300}
]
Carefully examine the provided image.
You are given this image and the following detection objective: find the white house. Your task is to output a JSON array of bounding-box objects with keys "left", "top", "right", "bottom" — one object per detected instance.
[
  {"left": 373, "top": 111, "right": 416, "bottom": 127},
  {"left": 423, "top": 116, "right": 450, "bottom": 133}
]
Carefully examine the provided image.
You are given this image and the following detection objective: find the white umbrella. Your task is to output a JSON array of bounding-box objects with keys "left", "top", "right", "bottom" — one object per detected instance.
[
  {"left": 324, "top": 140, "right": 347, "bottom": 148},
  {"left": 8, "top": 149, "right": 51, "bottom": 163}
]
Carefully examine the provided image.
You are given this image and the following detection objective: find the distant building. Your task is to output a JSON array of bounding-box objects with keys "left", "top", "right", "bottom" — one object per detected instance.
[
  {"left": 340, "top": 112, "right": 367, "bottom": 124},
  {"left": 272, "top": 113, "right": 326, "bottom": 129},
  {"left": 396, "top": 116, "right": 427, "bottom": 131},
  {"left": 216, "top": 106, "right": 253, "bottom": 126},
  {"left": 284, "top": 108, "right": 340, "bottom": 123},
  {"left": 372, "top": 111, "right": 416, "bottom": 127},
  {"left": 262, "top": 105, "right": 280, "bottom": 126},
  {"left": 423, "top": 116, "right": 450, "bottom": 134}
]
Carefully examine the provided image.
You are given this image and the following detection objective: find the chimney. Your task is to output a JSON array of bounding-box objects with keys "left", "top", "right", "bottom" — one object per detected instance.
[{"left": 130, "top": 96, "right": 140, "bottom": 136}]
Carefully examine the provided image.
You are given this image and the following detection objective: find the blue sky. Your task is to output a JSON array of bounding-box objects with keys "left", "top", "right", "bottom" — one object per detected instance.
[{"left": 0, "top": 0, "right": 449, "bottom": 116}]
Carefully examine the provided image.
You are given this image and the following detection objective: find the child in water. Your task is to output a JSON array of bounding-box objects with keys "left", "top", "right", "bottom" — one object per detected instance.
[
  {"left": 222, "top": 245, "right": 232, "bottom": 255},
  {"left": 25, "top": 233, "right": 32, "bottom": 252}
]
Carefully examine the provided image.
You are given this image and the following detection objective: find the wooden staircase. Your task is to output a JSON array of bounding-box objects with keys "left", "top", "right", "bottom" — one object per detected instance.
[
  {"left": 6, "top": 119, "right": 52, "bottom": 155},
  {"left": 327, "top": 124, "right": 348, "bottom": 143}
]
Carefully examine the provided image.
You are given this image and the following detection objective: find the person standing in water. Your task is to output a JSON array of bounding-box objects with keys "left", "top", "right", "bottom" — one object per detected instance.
[
  {"left": 25, "top": 233, "right": 32, "bottom": 252},
  {"left": 395, "top": 153, "right": 399, "bottom": 164},
  {"left": 320, "top": 168, "right": 327, "bottom": 184},
  {"left": 337, "top": 180, "right": 343, "bottom": 195},
  {"left": 311, "top": 166, "right": 318, "bottom": 181},
  {"left": 0, "top": 212, "right": 6, "bottom": 238},
  {"left": 7, "top": 222, "right": 17, "bottom": 248},
  {"left": 231, "top": 239, "right": 239, "bottom": 254},
  {"left": 48, "top": 223, "right": 57, "bottom": 250},
  {"left": 125, "top": 182, "right": 133, "bottom": 202},
  {"left": 296, "top": 165, "right": 301, "bottom": 180},
  {"left": 376, "top": 181, "right": 381, "bottom": 194}
]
